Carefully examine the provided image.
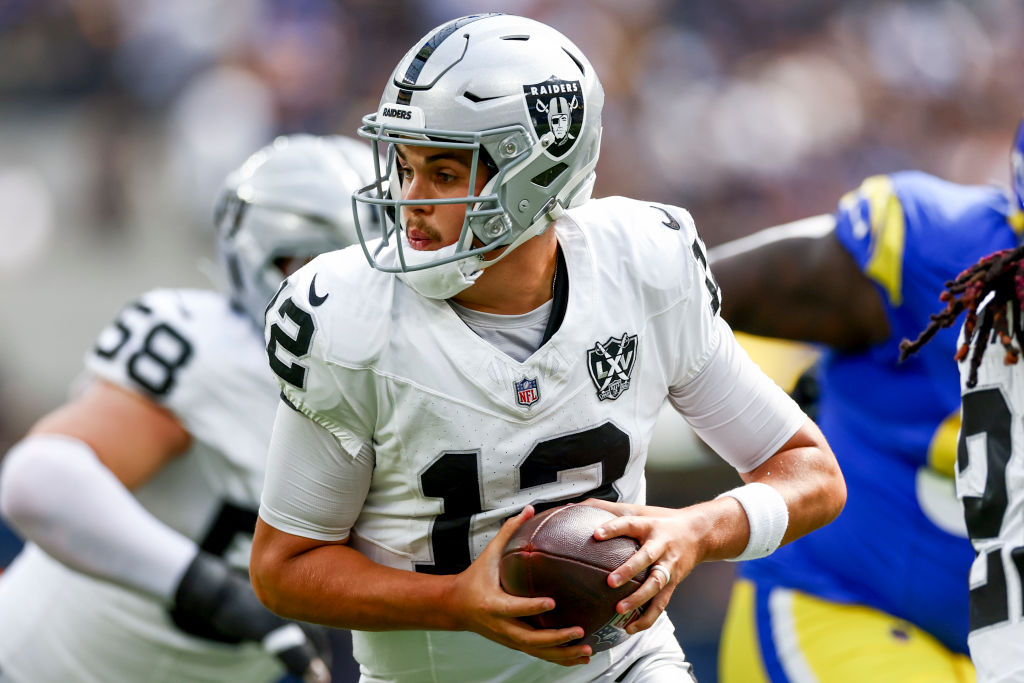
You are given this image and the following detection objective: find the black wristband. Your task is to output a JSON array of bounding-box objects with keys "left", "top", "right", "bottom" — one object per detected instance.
[{"left": 170, "top": 551, "right": 284, "bottom": 644}]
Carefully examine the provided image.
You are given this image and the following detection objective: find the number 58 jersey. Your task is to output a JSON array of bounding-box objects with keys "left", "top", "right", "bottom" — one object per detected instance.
[
  {"left": 87, "top": 288, "right": 277, "bottom": 556},
  {"left": 0, "top": 288, "right": 284, "bottom": 683}
]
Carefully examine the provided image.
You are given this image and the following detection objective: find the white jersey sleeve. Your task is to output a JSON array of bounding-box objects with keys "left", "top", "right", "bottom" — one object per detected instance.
[
  {"left": 264, "top": 247, "right": 388, "bottom": 458},
  {"left": 593, "top": 200, "right": 804, "bottom": 471},
  {"left": 669, "top": 317, "right": 806, "bottom": 473},
  {"left": 259, "top": 401, "right": 373, "bottom": 541},
  {"left": 649, "top": 202, "right": 723, "bottom": 386},
  {"left": 86, "top": 288, "right": 279, "bottom": 473},
  {"left": 957, "top": 301, "right": 1024, "bottom": 682}
]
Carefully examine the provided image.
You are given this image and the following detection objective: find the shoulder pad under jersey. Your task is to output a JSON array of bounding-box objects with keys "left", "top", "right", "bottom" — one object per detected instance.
[{"left": 86, "top": 288, "right": 277, "bottom": 447}]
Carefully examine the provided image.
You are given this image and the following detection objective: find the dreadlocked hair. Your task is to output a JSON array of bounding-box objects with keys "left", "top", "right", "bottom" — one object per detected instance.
[{"left": 899, "top": 244, "right": 1024, "bottom": 388}]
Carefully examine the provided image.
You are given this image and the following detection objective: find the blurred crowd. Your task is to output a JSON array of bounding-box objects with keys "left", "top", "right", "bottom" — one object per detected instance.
[{"left": 3, "top": 0, "right": 1022, "bottom": 245}]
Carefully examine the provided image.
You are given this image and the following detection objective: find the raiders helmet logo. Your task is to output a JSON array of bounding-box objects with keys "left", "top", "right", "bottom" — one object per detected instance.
[{"left": 523, "top": 77, "right": 584, "bottom": 159}]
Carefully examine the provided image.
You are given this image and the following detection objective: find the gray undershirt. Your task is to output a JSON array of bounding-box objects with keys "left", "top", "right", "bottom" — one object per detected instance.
[{"left": 448, "top": 299, "right": 552, "bottom": 363}]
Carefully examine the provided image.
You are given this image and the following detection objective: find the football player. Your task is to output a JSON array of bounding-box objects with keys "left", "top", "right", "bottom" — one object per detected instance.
[
  {"left": 0, "top": 134, "right": 373, "bottom": 682},
  {"left": 900, "top": 118, "right": 1024, "bottom": 683},
  {"left": 711, "top": 119, "right": 1024, "bottom": 681},
  {"left": 249, "top": 14, "right": 845, "bottom": 683}
]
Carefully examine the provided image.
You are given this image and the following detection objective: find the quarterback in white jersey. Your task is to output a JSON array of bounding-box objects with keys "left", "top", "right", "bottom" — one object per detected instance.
[
  {"left": 251, "top": 14, "right": 846, "bottom": 683},
  {"left": 0, "top": 134, "right": 372, "bottom": 682},
  {"left": 260, "top": 197, "right": 824, "bottom": 681}
]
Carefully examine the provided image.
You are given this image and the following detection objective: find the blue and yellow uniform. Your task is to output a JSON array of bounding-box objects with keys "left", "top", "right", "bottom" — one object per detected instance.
[{"left": 721, "top": 171, "right": 1024, "bottom": 682}]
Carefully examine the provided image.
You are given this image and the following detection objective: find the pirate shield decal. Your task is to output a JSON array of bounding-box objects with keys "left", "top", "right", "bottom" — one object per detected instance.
[
  {"left": 523, "top": 76, "right": 584, "bottom": 159},
  {"left": 587, "top": 333, "right": 638, "bottom": 401}
]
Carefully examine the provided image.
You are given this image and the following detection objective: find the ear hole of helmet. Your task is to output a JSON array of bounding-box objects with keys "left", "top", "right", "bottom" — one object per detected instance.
[
  {"left": 531, "top": 163, "right": 568, "bottom": 188},
  {"left": 478, "top": 145, "right": 499, "bottom": 176}
]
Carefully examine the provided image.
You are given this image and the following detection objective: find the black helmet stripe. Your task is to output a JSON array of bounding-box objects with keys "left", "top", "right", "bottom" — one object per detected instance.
[{"left": 396, "top": 13, "right": 500, "bottom": 105}]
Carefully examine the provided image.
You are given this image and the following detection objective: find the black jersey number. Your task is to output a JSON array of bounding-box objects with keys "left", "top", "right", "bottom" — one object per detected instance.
[
  {"left": 267, "top": 297, "right": 315, "bottom": 389},
  {"left": 958, "top": 387, "right": 1024, "bottom": 631},
  {"left": 93, "top": 301, "right": 194, "bottom": 396},
  {"left": 414, "top": 422, "right": 630, "bottom": 575},
  {"left": 690, "top": 237, "right": 721, "bottom": 316},
  {"left": 199, "top": 500, "right": 259, "bottom": 560}
]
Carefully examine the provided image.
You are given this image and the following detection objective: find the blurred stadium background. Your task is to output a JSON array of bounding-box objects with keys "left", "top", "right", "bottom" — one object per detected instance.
[{"left": 0, "top": 1, "right": 1022, "bottom": 680}]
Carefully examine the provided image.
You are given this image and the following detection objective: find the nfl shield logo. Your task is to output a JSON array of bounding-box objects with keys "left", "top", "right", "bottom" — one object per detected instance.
[{"left": 514, "top": 377, "right": 540, "bottom": 407}]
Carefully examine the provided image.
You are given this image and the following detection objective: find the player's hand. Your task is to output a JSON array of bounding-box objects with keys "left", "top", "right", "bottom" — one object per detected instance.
[
  {"left": 449, "top": 505, "right": 594, "bottom": 667},
  {"left": 170, "top": 551, "right": 333, "bottom": 680},
  {"left": 581, "top": 498, "right": 699, "bottom": 634},
  {"left": 273, "top": 622, "right": 333, "bottom": 683}
]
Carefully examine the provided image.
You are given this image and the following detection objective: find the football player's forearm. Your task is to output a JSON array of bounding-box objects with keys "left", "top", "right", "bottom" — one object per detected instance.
[
  {"left": 710, "top": 215, "right": 832, "bottom": 336},
  {"left": 251, "top": 529, "right": 462, "bottom": 631},
  {"left": 691, "top": 421, "right": 844, "bottom": 564},
  {"left": 739, "top": 422, "right": 846, "bottom": 546},
  {"left": 711, "top": 218, "right": 889, "bottom": 349}
]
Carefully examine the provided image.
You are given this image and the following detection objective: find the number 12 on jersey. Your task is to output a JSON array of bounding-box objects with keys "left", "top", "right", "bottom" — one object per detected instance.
[{"left": 415, "top": 422, "right": 630, "bottom": 575}]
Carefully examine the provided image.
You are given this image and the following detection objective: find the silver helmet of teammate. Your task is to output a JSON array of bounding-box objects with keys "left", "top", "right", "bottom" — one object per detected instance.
[
  {"left": 214, "top": 134, "right": 374, "bottom": 325},
  {"left": 352, "top": 13, "right": 604, "bottom": 299}
]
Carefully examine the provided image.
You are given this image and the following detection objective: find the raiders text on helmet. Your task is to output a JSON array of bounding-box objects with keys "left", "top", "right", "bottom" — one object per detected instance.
[{"left": 351, "top": 13, "right": 604, "bottom": 299}]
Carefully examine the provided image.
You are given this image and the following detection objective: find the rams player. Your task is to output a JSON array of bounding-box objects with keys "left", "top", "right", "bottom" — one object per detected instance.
[
  {"left": 712, "top": 118, "right": 1024, "bottom": 681},
  {"left": 0, "top": 134, "right": 372, "bottom": 682},
  {"left": 901, "top": 118, "right": 1024, "bottom": 683}
]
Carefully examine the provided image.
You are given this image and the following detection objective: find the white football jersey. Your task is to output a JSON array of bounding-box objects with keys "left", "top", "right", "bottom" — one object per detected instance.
[
  {"left": 262, "top": 196, "right": 796, "bottom": 682},
  {"left": 958, "top": 301, "right": 1024, "bottom": 683},
  {"left": 0, "top": 289, "right": 284, "bottom": 683}
]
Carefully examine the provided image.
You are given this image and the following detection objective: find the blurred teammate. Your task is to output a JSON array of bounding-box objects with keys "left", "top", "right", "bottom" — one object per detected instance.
[
  {"left": 712, "top": 119, "right": 1024, "bottom": 681},
  {"left": 0, "top": 134, "right": 372, "bottom": 682},
  {"left": 249, "top": 13, "right": 845, "bottom": 683},
  {"left": 899, "top": 119, "right": 1024, "bottom": 683}
]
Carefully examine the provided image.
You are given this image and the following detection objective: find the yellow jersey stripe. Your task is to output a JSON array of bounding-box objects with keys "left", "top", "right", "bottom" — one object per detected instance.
[{"left": 860, "top": 175, "right": 907, "bottom": 306}]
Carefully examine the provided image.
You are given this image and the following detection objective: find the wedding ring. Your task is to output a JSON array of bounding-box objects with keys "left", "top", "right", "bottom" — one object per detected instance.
[{"left": 650, "top": 563, "right": 671, "bottom": 585}]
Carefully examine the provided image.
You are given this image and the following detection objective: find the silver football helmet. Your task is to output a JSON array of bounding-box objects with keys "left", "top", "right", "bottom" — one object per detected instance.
[
  {"left": 352, "top": 13, "right": 604, "bottom": 299},
  {"left": 214, "top": 134, "right": 375, "bottom": 325}
]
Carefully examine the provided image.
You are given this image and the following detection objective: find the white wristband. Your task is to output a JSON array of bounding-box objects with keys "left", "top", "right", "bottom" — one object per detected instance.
[{"left": 716, "top": 482, "right": 789, "bottom": 561}]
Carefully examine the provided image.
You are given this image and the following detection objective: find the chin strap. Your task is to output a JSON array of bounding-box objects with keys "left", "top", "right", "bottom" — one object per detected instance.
[{"left": 474, "top": 200, "right": 566, "bottom": 273}]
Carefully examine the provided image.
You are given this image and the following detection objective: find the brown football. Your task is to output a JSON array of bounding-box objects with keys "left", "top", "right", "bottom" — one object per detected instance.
[{"left": 499, "top": 504, "right": 648, "bottom": 653}]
